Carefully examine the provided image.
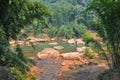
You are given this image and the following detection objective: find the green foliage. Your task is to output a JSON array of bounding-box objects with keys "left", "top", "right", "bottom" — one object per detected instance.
[
  {"left": 39, "top": 0, "right": 90, "bottom": 39},
  {"left": 0, "top": 0, "right": 51, "bottom": 41},
  {"left": 48, "top": 26, "right": 58, "bottom": 38},
  {"left": 57, "top": 25, "right": 75, "bottom": 39},
  {"left": 56, "top": 23, "right": 87, "bottom": 39},
  {"left": 88, "top": 18, "right": 107, "bottom": 39},
  {"left": 72, "top": 23, "right": 87, "bottom": 37},
  {"left": 88, "top": 0, "right": 120, "bottom": 68},
  {"left": 0, "top": 0, "right": 51, "bottom": 79},
  {"left": 83, "top": 31, "right": 93, "bottom": 44},
  {"left": 0, "top": 67, "right": 26, "bottom": 80},
  {"left": 40, "top": 0, "right": 94, "bottom": 30},
  {"left": 85, "top": 48, "right": 95, "bottom": 59},
  {"left": 0, "top": 45, "right": 33, "bottom": 73}
]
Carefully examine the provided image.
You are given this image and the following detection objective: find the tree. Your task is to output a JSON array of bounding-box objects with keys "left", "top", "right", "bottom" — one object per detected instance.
[
  {"left": 40, "top": 0, "right": 93, "bottom": 28},
  {"left": 0, "top": 0, "right": 51, "bottom": 79},
  {"left": 0, "top": 0, "right": 51, "bottom": 43},
  {"left": 88, "top": 0, "right": 120, "bottom": 68}
]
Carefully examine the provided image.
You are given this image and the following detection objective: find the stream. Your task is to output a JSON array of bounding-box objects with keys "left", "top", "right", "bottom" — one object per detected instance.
[{"left": 36, "top": 58, "right": 62, "bottom": 80}]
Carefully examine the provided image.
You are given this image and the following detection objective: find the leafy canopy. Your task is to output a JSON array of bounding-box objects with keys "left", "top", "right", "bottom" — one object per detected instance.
[
  {"left": 0, "top": 0, "right": 51, "bottom": 79},
  {"left": 0, "top": 0, "right": 51, "bottom": 42},
  {"left": 88, "top": 0, "right": 120, "bottom": 68}
]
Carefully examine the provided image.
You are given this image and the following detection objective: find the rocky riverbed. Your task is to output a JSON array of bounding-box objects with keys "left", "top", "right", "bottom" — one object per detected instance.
[
  {"left": 36, "top": 58, "right": 62, "bottom": 80},
  {"left": 35, "top": 57, "right": 109, "bottom": 80},
  {"left": 33, "top": 48, "right": 109, "bottom": 80}
]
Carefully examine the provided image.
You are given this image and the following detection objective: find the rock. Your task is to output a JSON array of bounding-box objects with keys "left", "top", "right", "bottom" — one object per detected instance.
[
  {"left": 54, "top": 46, "right": 64, "bottom": 50},
  {"left": 9, "top": 40, "right": 15, "bottom": 45},
  {"left": 61, "top": 52, "right": 81, "bottom": 60},
  {"left": 48, "top": 42, "right": 58, "bottom": 46},
  {"left": 67, "top": 38, "right": 75, "bottom": 44},
  {"left": 67, "top": 38, "right": 85, "bottom": 45},
  {"left": 29, "top": 40, "right": 36, "bottom": 43},
  {"left": 37, "top": 53, "right": 48, "bottom": 59},
  {"left": 75, "top": 39, "right": 85, "bottom": 45},
  {"left": 37, "top": 48, "right": 60, "bottom": 59},
  {"left": 28, "top": 37, "right": 48, "bottom": 42},
  {"left": 74, "top": 62, "right": 78, "bottom": 65},
  {"left": 76, "top": 47, "right": 86, "bottom": 53},
  {"left": 62, "top": 63, "right": 65, "bottom": 66},
  {"left": 51, "top": 38, "right": 56, "bottom": 41},
  {"left": 35, "top": 38, "right": 48, "bottom": 42}
]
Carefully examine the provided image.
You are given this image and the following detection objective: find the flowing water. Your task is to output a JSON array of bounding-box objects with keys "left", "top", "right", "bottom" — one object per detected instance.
[{"left": 36, "top": 58, "right": 62, "bottom": 80}]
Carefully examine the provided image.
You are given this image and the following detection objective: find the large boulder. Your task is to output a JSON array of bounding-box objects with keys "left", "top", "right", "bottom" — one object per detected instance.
[
  {"left": 37, "top": 48, "right": 60, "bottom": 59},
  {"left": 60, "top": 52, "right": 81, "bottom": 60}
]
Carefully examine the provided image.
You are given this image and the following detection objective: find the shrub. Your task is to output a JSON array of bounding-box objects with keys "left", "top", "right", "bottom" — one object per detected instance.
[
  {"left": 57, "top": 25, "right": 75, "bottom": 39},
  {"left": 85, "top": 48, "right": 95, "bottom": 59},
  {"left": 0, "top": 67, "right": 26, "bottom": 80},
  {"left": 83, "top": 31, "right": 93, "bottom": 44},
  {"left": 48, "top": 26, "right": 58, "bottom": 37},
  {"left": 72, "top": 23, "right": 87, "bottom": 37}
]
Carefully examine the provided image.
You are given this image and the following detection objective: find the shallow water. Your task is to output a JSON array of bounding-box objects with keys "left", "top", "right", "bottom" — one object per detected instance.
[{"left": 36, "top": 58, "right": 62, "bottom": 80}]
